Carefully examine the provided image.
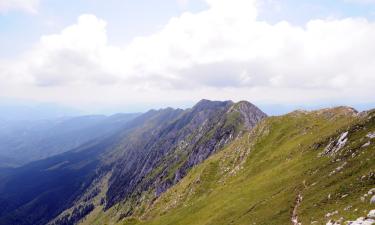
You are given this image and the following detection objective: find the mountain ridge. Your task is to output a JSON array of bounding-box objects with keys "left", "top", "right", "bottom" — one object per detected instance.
[
  {"left": 0, "top": 101, "right": 373, "bottom": 225},
  {"left": 111, "top": 106, "right": 374, "bottom": 225},
  {"left": 0, "top": 99, "right": 267, "bottom": 225}
]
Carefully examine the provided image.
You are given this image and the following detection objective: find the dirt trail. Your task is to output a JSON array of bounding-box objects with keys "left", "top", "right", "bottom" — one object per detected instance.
[{"left": 291, "top": 193, "right": 303, "bottom": 225}]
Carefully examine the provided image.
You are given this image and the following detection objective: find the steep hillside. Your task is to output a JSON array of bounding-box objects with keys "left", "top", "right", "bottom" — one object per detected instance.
[
  {"left": 0, "top": 100, "right": 266, "bottom": 225},
  {"left": 105, "top": 100, "right": 266, "bottom": 209},
  {"left": 88, "top": 107, "right": 374, "bottom": 225},
  {"left": 50, "top": 100, "right": 266, "bottom": 225},
  {"left": 0, "top": 108, "right": 183, "bottom": 225}
]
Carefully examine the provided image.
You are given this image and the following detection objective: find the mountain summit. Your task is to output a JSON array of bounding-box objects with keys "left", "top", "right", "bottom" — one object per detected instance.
[{"left": 0, "top": 100, "right": 267, "bottom": 225}]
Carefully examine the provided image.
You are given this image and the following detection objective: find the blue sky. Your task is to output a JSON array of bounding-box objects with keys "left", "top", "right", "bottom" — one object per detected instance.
[
  {"left": 0, "top": 0, "right": 207, "bottom": 57},
  {"left": 260, "top": 0, "right": 375, "bottom": 23},
  {"left": 1, "top": 0, "right": 375, "bottom": 115},
  {"left": 2, "top": 0, "right": 375, "bottom": 54},
  {"left": 2, "top": 0, "right": 375, "bottom": 58}
]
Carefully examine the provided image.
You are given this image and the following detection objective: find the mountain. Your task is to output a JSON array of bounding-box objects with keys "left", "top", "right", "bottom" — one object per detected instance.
[
  {"left": 0, "top": 101, "right": 373, "bottom": 225},
  {"left": 104, "top": 100, "right": 266, "bottom": 210},
  {"left": 0, "top": 100, "right": 266, "bottom": 225},
  {"left": 0, "top": 113, "right": 140, "bottom": 166},
  {"left": 86, "top": 106, "right": 374, "bottom": 225}
]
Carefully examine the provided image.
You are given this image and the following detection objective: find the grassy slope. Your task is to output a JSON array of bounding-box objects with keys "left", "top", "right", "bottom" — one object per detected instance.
[
  {"left": 83, "top": 108, "right": 375, "bottom": 225},
  {"left": 77, "top": 103, "right": 258, "bottom": 225}
]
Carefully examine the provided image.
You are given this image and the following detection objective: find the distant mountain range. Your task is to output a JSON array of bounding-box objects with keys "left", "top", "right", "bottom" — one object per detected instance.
[
  {"left": 0, "top": 101, "right": 81, "bottom": 122},
  {"left": 0, "top": 113, "right": 140, "bottom": 166},
  {"left": 0, "top": 100, "right": 374, "bottom": 225}
]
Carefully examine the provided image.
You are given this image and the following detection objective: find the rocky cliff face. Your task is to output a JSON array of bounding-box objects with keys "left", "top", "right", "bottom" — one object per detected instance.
[
  {"left": 104, "top": 100, "right": 267, "bottom": 214},
  {"left": 48, "top": 100, "right": 266, "bottom": 224},
  {"left": 0, "top": 99, "right": 265, "bottom": 225}
]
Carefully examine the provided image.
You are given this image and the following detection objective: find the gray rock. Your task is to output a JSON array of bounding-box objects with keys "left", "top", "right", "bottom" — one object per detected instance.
[
  {"left": 366, "top": 132, "right": 375, "bottom": 139},
  {"left": 371, "top": 195, "right": 375, "bottom": 204},
  {"left": 362, "top": 141, "right": 370, "bottom": 148},
  {"left": 321, "top": 131, "right": 349, "bottom": 156},
  {"left": 368, "top": 210, "right": 375, "bottom": 218},
  {"left": 346, "top": 217, "right": 375, "bottom": 225}
]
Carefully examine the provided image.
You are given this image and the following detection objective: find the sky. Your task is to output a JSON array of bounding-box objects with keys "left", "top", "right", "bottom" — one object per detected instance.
[{"left": 1, "top": 0, "right": 375, "bottom": 115}]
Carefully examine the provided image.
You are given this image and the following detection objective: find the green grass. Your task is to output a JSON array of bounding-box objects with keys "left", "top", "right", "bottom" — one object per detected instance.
[{"left": 82, "top": 108, "right": 375, "bottom": 225}]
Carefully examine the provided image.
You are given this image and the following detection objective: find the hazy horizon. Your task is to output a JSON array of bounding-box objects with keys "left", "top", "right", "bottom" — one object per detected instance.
[{"left": 0, "top": 97, "right": 374, "bottom": 122}]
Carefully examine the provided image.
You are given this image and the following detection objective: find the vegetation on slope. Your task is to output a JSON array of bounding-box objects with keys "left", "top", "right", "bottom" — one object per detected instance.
[
  {"left": 50, "top": 100, "right": 266, "bottom": 225},
  {"left": 91, "top": 107, "right": 375, "bottom": 225}
]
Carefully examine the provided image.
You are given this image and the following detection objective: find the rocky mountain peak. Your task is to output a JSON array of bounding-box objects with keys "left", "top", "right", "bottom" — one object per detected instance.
[
  {"left": 290, "top": 106, "right": 359, "bottom": 119},
  {"left": 228, "top": 100, "right": 268, "bottom": 130},
  {"left": 192, "top": 99, "right": 234, "bottom": 112},
  {"left": 315, "top": 106, "right": 358, "bottom": 117}
]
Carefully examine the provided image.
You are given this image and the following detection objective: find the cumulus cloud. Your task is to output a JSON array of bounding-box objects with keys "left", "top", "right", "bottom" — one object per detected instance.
[
  {"left": 1, "top": 15, "right": 118, "bottom": 86},
  {"left": 0, "top": 0, "right": 40, "bottom": 13},
  {"left": 1, "top": 0, "right": 375, "bottom": 109}
]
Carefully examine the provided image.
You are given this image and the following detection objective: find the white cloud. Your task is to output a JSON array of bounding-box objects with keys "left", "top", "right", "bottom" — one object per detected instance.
[
  {"left": 0, "top": 0, "right": 40, "bottom": 13},
  {"left": 1, "top": 0, "right": 375, "bottom": 110},
  {"left": 1, "top": 15, "right": 120, "bottom": 86}
]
